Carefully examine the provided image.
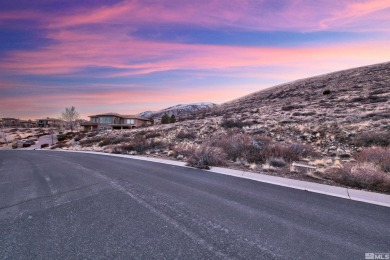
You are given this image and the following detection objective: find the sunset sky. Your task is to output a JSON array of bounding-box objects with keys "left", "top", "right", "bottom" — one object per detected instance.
[{"left": 1, "top": 0, "right": 390, "bottom": 119}]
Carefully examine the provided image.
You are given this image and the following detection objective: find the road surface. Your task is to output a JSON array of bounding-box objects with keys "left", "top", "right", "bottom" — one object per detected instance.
[
  {"left": 0, "top": 150, "right": 389, "bottom": 259},
  {"left": 22, "top": 134, "right": 58, "bottom": 150}
]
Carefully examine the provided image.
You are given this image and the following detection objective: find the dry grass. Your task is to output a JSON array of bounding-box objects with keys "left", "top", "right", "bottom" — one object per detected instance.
[
  {"left": 186, "top": 145, "right": 226, "bottom": 169},
  {"left": 351, "top": 131, "right": 390, "bottom": 147},
  {"left": 354, "top": 147, "right": 390, "bottom": 172},
  {"left": 112, "top": 136, "right": 165, "bottom": 154},
  {"left": 176, "top": 131, "right": 196, "bottom": 140},
  {"left": 323, "top": 163, "right": 390, "bottom": 192}
]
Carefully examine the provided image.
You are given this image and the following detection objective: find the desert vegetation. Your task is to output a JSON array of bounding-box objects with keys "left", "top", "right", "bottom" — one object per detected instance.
[{"left": 50, "top": 62, "right": 390, "bottom": 193}]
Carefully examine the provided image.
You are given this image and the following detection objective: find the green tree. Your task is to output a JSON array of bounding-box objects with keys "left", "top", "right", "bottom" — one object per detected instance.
[
  {"left": 170, "top": 114, "right": 176, "bottom": 123},
  {"left": 149, "top": 117, "right": 154, "bottom": 125},
  {"left": 161, "top": 113, "right": 170, "bottom": 124}
]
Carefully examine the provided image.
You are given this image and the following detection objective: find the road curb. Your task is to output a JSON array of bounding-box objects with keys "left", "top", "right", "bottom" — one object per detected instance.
[{"left": 41, "top": 149, "right": 390, "bottom": 208}]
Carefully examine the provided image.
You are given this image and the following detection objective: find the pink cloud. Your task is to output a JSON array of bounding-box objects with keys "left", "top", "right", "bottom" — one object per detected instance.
[
  {"left": 320, "top": 0, "right": 390, "bottom": 31},
  {"left": 2, "top": 29, "right": 389, "bottom": 78},
  {"left": 41, "top": 0, "right": 390, "bottom": 32}
]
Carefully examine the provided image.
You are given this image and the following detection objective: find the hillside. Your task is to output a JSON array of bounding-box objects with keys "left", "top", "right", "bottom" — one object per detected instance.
[
  {"left": 188, "top": 61, "right": 390, "bottom": 149},
  {"left": 210, "top": 61, "right": 389, "bottom": 125},
  {"left": 52, "top": 61, "right": 390, "bottom": 193},
  {"left": 138, "top": 102, "right": 216, "bottom": 119}
]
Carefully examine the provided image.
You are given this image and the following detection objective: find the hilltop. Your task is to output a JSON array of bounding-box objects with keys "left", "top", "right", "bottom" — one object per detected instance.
[{"left": 138, "top": 102, "right": 216, "bottom": 119}]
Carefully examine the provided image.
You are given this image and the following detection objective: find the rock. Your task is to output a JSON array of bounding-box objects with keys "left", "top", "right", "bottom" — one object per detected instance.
[{"left": 339, "top": 153, "right": 351, "bottom": 159}]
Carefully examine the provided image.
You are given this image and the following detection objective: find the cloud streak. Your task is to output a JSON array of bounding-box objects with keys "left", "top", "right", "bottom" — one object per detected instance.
[{"left": 0, "top": 0, "right": 390, "bottom": 118}]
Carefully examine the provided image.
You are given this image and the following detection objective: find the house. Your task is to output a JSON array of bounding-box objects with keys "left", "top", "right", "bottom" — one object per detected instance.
[
  {"left": 19, "top": 119, "right": 37, "bottom": 128},
  {"left": 36, "top": 117, "right": 67, "bottom": 128},
  {"left": 1, "top": 118, "right": 20, "bottom": 128},
  {"left": 81, "top": 113, "right": 152, "bottom": 131}
]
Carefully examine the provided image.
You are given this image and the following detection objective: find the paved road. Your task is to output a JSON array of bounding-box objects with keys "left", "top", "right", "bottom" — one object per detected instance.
[
  {"left": 0, "top": 151, "right": 389, "bottom": 259},
  {"left": 22, "top": 134, "right": 58, "bottom": 150}
]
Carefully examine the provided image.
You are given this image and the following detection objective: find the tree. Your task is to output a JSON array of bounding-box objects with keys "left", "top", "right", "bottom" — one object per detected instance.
[
  {"left": 149, "top": 117, "right": 154, "bottom": 125},
  {"left": 170, "top": 114, "right": 176, "bottom": 123},
  {"left": 61, "top": 106, "right": 80, "bottom": 132},
  {"left": 161, "top": 113, "right": 170, "bottom": 124}
]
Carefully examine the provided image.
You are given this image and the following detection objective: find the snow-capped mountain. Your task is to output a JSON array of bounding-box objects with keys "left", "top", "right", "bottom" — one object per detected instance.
[{"left": 138, "top": 102, "right": 216, "bottom": 119}]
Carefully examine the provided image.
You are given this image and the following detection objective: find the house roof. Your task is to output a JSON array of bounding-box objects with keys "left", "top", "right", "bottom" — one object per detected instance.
[
  {"left": 88, "top": 113, "right": 150, "bottom": 121},
  {"left": 36, "top": 118, "right": 65, "bottom": 122}
]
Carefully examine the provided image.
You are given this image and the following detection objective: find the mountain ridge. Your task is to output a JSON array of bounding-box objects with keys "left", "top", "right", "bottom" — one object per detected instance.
[{"left": 138, "top": 102, "right": 216, "bottom": 119}]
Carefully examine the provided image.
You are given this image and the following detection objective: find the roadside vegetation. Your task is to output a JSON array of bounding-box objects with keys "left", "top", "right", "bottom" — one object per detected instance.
[{"left": 44, "top": 62, "right": 390, "bottom": 193}]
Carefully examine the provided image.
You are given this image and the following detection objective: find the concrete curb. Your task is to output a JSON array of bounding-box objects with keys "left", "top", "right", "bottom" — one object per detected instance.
[{"left": 41, "top": 149, "right": 390, "bottom": 208}]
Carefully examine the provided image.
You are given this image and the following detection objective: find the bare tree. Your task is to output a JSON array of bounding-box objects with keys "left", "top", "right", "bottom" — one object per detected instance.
[
  {"left": 61, "top": 106, "right": 80, "bottom": 132},
  {"left": 1, "top": 122, "right": 8, "bottom": 145}
]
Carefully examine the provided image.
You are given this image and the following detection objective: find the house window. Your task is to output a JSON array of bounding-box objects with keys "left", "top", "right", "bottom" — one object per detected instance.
[
  {"left": 99, "top": 117, "right": 112, "bottom": 123},
  {"left": 126, "top": 119, "right": 135, "bottom": 124}
]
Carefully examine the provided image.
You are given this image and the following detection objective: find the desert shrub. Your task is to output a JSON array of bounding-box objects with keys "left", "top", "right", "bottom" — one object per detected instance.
[
  {"left": 186, "top": 145, "right": 226, "bottom": 169},
  {"left": 354, "top": 147, "right": 390, "bottom": 172},
  {"left": 220, "top": 117, "right": 251, "bottom": 129},
  {"left": 51, "top": 141, "right": 69, "bottom": 149},
  {"left": 40, "top": 143, "right": 49, "bottom": 148},
  {"left": 22, "top": 143, "right": 31, "bottom": 148},
  {"left": 370, "top": 89, "right": 388, "bottom": 95},
  {"left": 323, "top": 163, "right": 390, "bottom": 192},
  {"left": 87, "top": 132, "right": 97, "bottom": 138},
  {"left": 323, "top": 89, "right": 331, "bottom": 95},
  {"left": 173, "top": 143, "right": 197, "bottom": 158},
  {"left": 57, "top": 134, "right": 67, "bottom": 142},
  {"left": 114, "top": 136, "right": 166, "bottom": 154},
  {"left": 351, "top": 131, "right": 390, "bottom": 147},
  {"left": 176, "top": 131, "right": 196, "bottom": 140},
  {"left": 213, "top": 133, "right": 269, "bottom": 163},
  {"left": 281, "top": 105, "right": 304, "bottom": 111},
  {"left": 288, "top": 143, "right": 317, "bottom": 158},
  {"left": 364, "top": 112, "right": 390, "bottom": 120},
  {"left": 136, "top": 130, "right": 147, "bottom": 136},
  {"left": 98, "top": 137, "right": 128, "bottom": 147},
  {"left": 122, "top": 133, "right": 132, "bottom": 138},
  {"left": 350, "top": 95, "right": 388, "bottom": 103},
  {"left": 79, "top": 136, "right": 105, "bottom": 147},
  {"left": 266, "top": 143, "right": 316, "bottom": 162},
  {"left": 350, "top": 96, "right": 366, "bottom": 103},
  {"left": 145, "top": 132, "right": 161, "bottom": 139},
  {"left": 74, "top": 133, "right": 85, "bottom": 142},
  {"left": 292, "top": 111, "right": 316, "bottom": 116},
  {"left": 268, "top": 158, "right": 288, "bottom": 168},
  {"left": 11, "top": 143, "right": 18, "bottom": 149},
  {"left": 368, "top": 95, "right": 388, "bottom": 103}
]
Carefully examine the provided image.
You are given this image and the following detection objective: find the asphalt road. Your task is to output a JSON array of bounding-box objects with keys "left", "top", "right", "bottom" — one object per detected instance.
[
  {"left": 23, "top": 134, "right": 58, "bottom": 150},
  {"left": 0, "top": 151, "right": 389, "bottom": 259}
]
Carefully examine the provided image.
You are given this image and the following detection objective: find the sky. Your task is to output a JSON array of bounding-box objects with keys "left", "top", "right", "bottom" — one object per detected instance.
[{"left": 1, "top": 0, "right": 390, "bottom": 119}]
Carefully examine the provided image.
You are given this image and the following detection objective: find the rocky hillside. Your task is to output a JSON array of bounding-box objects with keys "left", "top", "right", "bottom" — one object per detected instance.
[
  {"left": 53, "top": 61, "right": 390, "bottom": 193},
  {"left": 188, "top": 61, "right": 390, "bottom": 151},
  {"left": 139, "top": 102, "right": 216, "bottom": 119}
]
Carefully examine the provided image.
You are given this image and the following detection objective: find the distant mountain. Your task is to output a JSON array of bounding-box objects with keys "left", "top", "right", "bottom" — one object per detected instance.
[{"left": 138, "top": 102, "right": 217, "bottom": 119}]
